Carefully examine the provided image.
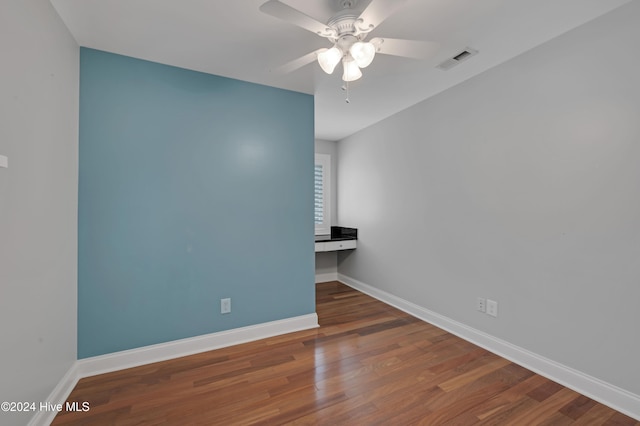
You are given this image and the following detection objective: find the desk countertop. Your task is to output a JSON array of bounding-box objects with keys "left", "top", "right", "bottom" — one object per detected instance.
[{"left": 315, "top": 226, "right": 357, "bottom": 242}]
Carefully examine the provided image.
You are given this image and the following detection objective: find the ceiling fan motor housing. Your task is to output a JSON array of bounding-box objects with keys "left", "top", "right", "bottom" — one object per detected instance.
[{"left": 327, "top": 10, "right": 362, "bottom": 39}]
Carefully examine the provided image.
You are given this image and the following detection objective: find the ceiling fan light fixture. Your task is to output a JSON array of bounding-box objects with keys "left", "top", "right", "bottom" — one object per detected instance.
[
  {"left": 317, "top": 46, "right": 343, "bottom": 74},
  {"left": 342, "top": 56, "right": 362, "bottom": 82},
  {"left": 350, "top": 41, "right": 376, "bottom": 68}
]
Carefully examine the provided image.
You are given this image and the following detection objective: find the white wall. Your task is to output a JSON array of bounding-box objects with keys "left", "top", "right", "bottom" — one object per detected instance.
[
  {"left": 314, "top": 139, "right": 339, "bottom": 282},
  {"left": 0, "top": 1, "right": 79, "bottom": 425},
  {"left": 338, "top": 0, "right": 640, "bottom": 400}
]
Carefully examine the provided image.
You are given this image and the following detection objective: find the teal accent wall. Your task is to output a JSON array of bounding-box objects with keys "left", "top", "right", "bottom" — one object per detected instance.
[{"left": 78, "top": 48, "right": 315, "bottom": 358}]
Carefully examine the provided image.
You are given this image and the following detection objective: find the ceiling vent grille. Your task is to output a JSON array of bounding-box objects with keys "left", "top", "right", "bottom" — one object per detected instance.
[{"left": 436, "top": 48, "right": 478, "bottom": 71}]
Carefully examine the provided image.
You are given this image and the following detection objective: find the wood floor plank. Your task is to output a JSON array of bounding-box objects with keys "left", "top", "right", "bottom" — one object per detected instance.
[
  {"left": 437, "top": 356, "right": 511, "bottom": 392},
  {"left": 573, "top": 404, "right": 619, "bottom": 425},
  {"left": 471, "top": 373, "right": 549, "bottom": 420},
  {"left": 502, "top": 388, "right": 585, "bottom": 425},
  {"left": 52, "top": 281, "right": 639, "bottom": 425}
]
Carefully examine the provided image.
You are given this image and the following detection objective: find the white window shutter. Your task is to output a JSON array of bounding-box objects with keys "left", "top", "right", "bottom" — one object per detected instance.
[{"left": 314, "top": 154, "right": 331, "bottom": 235}]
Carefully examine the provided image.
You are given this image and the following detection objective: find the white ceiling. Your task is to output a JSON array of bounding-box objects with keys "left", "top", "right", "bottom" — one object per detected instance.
[{"left": 51, "top": 0, "right": 630, "bottom": 141}]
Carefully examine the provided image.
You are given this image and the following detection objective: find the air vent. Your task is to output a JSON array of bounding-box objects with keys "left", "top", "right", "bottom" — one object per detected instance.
[{"left": 436, "top": 48, "right": 478, "bottom": 71}]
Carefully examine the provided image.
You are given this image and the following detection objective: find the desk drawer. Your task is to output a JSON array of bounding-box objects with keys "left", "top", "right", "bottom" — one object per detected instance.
[{"left": 316, "top": 240, "right": 357, "bottom": 252}]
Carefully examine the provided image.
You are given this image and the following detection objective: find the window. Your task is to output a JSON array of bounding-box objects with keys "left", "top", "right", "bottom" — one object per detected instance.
[{"left": 315, "top": 154, "right": 331, "bottom": 236}]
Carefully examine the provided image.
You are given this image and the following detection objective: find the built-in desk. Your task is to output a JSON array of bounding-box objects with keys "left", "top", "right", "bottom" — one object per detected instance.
[{"left": 315, "top": 226, "right": 357, "bottom": 252}]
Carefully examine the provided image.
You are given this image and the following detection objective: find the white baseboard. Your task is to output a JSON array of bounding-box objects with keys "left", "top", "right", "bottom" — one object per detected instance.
[
  {"left": 30, "top": 313, "right": 318, "bottom": 426},
  {"left": 315, "top": 272, "right": 338, "bottom": 283},
  {"left": 338, "top": 273, "right": 640, "bottom": 421},
  {"left": 28, "top": 363, "right": 81, "bottom": 426},
  {"left": 76, "top": 313, "right": 319, "bottom": 378}
]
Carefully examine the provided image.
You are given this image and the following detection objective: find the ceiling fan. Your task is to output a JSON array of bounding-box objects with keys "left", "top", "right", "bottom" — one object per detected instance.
[{"left": 260, "top": 0, "right": 439, "bottom": 83}]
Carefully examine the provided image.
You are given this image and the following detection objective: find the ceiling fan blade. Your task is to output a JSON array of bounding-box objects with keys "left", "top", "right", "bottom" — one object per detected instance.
[
  {"left": 356, "top": 0, "right": 408, "bottom": 32},
  {"left": 260, "top": 0, "right": 336, "bottom": 38},
  {"left": 273, "top": 48, "right": 327, "bottom": 74},
  {"left": 370, "top": 38, "right": 440, "bottom": 60}
]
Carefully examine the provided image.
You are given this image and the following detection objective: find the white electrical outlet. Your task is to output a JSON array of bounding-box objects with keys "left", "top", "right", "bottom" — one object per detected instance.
[
  {"left": 0, "top": 155, "right": 8, "bottom": 168},
  {"left": 476, "top": 297, "right": 486, "bottom": 313},
  {"left": 486, "top": 299, "right": 498, "bottom": 317},
  {"left": 221, "top": 298, "right": 231, "bottom": 314}
]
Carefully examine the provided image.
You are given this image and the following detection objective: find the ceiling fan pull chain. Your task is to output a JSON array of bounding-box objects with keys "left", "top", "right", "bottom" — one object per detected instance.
[{"left": 344, "top": 81, "right": 350, "bottom": 103}]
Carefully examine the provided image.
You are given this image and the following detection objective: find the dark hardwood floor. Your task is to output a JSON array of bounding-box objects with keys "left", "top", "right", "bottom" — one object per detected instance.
[{"left": 53, "top": 281, "right": 638, "bottom": 425}]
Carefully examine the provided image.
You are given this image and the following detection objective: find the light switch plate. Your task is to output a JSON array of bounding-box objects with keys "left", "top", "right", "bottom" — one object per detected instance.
[{"left": 0, "top": 155, "right": 7, "bottom": 168}]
